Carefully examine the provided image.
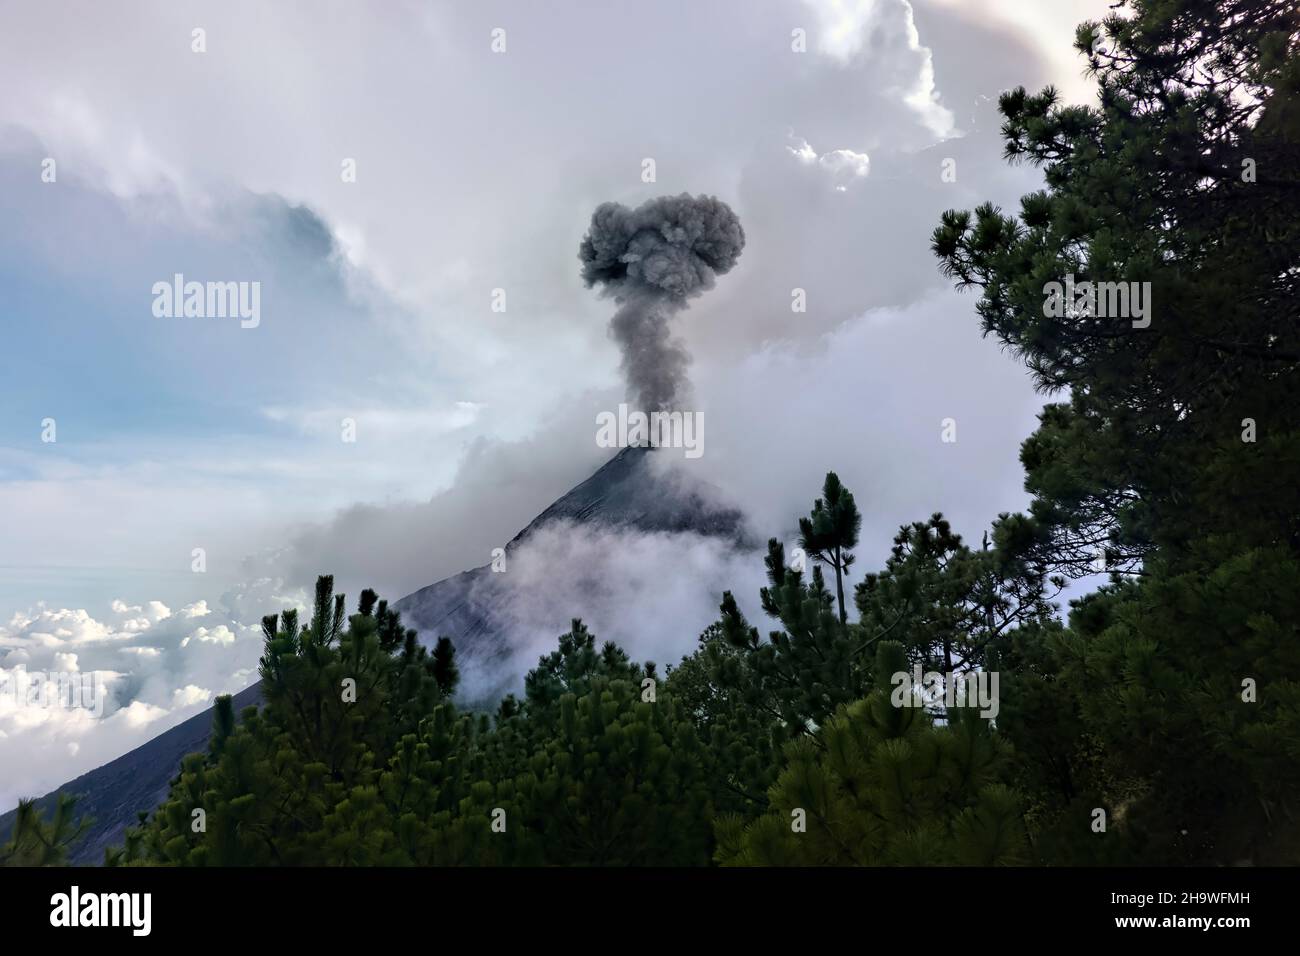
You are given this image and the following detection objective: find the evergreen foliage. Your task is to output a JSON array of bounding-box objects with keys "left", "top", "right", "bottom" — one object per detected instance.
[
  {"left": 932, "top": 0, "right": 1300, "bottom": 862},
  {"left": 0, "top": 794, "right": 89, "bottom": 866},
  {"left": 111, "top": 602, "right": 712, "bottom": 866},
  {"left": 714, "top": 643, "right": 1026, "bottom": 866}
]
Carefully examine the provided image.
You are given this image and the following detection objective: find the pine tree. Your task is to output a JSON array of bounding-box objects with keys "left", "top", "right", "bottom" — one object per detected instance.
[
  {"left": 116, "top": 577, "right": 474, "bottom": 866},
  {"left": 0, "top": 794, "right": 89, "bottom": 866},
  {"left": 114, "top": 592, "right": 713, "bottom": 866},
  {"left": 932, "top": 0, "right": 1300, "bottom": 862},
  {"left": 502, "top": 620, "right": 715, "bottom": 865},
  {"left": 932, "top": 0, "right": 1299, "bottom": 575},
  {"left": 799, "top": 471, "right": 861, "bottom": 626},
  {"left": 670, "top": 476, "right": 1053, "bottom": 840},
  {"left": 714, "top": 642, "right": 1027, "bottom": 866},
  {"left": 855, "top": 514, "right": 1059, "bottom": 675}
]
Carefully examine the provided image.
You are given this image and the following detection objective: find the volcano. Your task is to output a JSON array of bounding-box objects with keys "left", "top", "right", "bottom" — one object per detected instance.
[
  {"left": 0, "top": 445, "right": 751, "bottom": 864},
  {"left": 394, "top": 445, "right": 750, "bottom": 703}
]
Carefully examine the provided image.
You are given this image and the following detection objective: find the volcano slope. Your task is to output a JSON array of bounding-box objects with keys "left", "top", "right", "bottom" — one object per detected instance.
[{"left": 2, "top": 445, "right": 751, "bottom": 864}]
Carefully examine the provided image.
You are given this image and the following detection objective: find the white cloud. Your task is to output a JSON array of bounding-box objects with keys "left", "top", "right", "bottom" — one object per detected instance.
[
  {"left": 0, "top": 577, "right": 299, "bottom": 811},
  {"left": 260, "top": 402, "right": 482, "bottom": 441},
  {"left": 181, "top": 625, "right": 236, "bottom": 648},
  {"left": 803, "top": 0, "right": 954, "bottom": 138},
  {"left": 929, "top": 0, "right": 1112, "bottom": 104},
  {"left": 787, "top": 136, "right": 871, "bottom": 190},
  {"left": 452, "top": 521, "right": 767, "bottom": 703},
  {"left": 171, "top": 685, "right": 212, "bottom": 708},
  {"left": 112, "top": 700, "right": 168, "bottom": 730},
  {"left": 0, "top": 608, "right": 111, "bottom": 648},
  {"left": 808, "top": 0, "right": 887, "bottom": 62}
]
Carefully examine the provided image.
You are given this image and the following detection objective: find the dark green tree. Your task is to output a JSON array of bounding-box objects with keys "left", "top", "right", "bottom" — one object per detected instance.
[
  {"left": 714, "top": 642, "right": 1027, "bottom": 866},
  {"left": 932, "top": 0, "right": 1300, "bottom": 862},
  {"left": 0, "top": 794, "right": 90, "bottom": 866},
  {"left": 799, "top": 471, "right": 861, "bottom": 626},
  {"left": 932, "top": 0, "right": 1299, "bottom": 575},
  {"left": 114, "top": 577, "right": 477, "bottom": 866},
  {"left": 114, "top": 594, "right": 713, "bottom": 866},
  {"left": 670, "top": 474, "right": 1053, "bottom": 833},
  {"left": 500, "top": 619, "right": 715, "bottom": 865},
  {"left": 855, "top": 515, "right": 1060, "bottom": 675}
]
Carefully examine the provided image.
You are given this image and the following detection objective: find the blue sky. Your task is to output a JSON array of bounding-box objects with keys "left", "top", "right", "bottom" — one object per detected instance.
[{"left": 0, "top": 153, "right": 357, "bottom": 447}]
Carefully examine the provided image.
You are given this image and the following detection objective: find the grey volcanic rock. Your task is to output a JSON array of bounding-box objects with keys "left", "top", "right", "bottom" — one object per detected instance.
[
  {"left": 4, "top": 445, "right": 748, "bottom": 864},
  {"left": 510, "top": 445, "right": 748, "bottom": 543},
  {"left": 396, "top": 445, "right": 748, "bottom": 648},
  {"left": 393, "top": 445, "right": 750, "bottom": 701}
]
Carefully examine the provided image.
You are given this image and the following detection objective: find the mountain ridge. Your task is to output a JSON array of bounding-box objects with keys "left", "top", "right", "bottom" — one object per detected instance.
[{"left": 1, "top": 445, "right": 749, "bottom": 864}]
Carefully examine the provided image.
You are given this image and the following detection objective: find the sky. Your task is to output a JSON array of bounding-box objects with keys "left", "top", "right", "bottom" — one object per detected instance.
[{"left": 0, "top": 0, "right": 1112, "bottom": 809}]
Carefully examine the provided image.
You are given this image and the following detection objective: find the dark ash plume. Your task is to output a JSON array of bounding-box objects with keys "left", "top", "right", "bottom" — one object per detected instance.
[{"left": 579, "top": 193, "right": 745, "bottom": 411}]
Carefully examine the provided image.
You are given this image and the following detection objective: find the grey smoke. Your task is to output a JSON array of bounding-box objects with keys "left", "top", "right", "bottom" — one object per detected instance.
[{"left": 579, "top": 193, "right": 745, "bottom": 411}]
